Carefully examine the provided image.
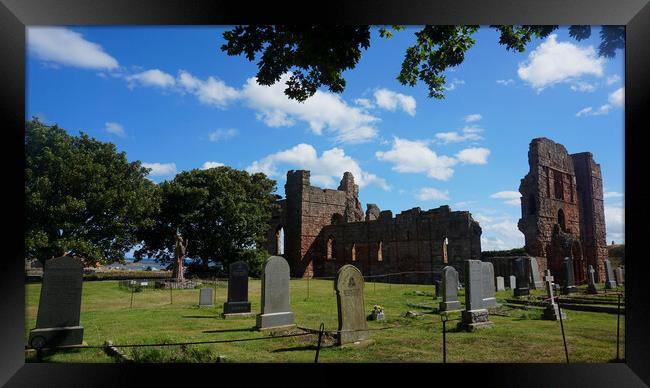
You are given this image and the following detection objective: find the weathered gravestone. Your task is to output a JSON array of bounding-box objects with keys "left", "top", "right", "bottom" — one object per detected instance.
[
  {"left": 481, "top": 261, "right": 497, "bottom": 307},
  {"left": 528, "top": 257, "right": 544, "bottom": 290},
  {"left": 542, "top": 270, "right": 566, "bottom": 321},
  {"left": 508, "top": 275, "right": 517, "bottom": 290},
  {"left": 198, "top": 288, "right": 214, "bottom": 307},
  {"left": 496, "top": 276, "right": 505, "bottom": 292},
  {"left": 223, "top": 260, "right": 252, "bottom": 318},
  {"left": 457, "top": 260, "right": 493, "bottom": 331},
  {"left": 586, "top": 265, "right": 599, "bottom": 294},
  {"left": 29, "top": 256, "right": 84, "bottom": 348},
  {"left": 439, "top": 266, "right": 461, "bottom": 312},
  {"left": 604, "top": 259, "right": 617, "bottom": 289},
  {"left": 335, "top": 265, "right": 372, "bottom": 346},
  {"left": 256, "top": 256, "right": 295, "bottom": 330},
  {"left": 513, "top": 258, "right": 530, "bottom": 297},
  {"left": 614, "top": 267, "right": 625, "bottom": 285},
  {"left": 562, "top": 257, "right": 578, "bottom": 294}
]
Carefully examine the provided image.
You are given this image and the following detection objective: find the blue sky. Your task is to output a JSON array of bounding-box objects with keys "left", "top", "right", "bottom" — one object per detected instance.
[{"left": 26, "top": 26, "right": 625, "bottom": 250}]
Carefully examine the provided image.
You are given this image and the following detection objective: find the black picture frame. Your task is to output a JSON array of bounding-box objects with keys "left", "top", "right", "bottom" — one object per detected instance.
[{"left": 1, "top": 0, "right": 648, "bottom": 386}]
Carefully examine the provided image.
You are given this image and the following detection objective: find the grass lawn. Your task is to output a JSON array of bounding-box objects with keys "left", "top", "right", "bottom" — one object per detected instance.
[{"left": 25, "top": 279, "right": 625, "bottom": 363}]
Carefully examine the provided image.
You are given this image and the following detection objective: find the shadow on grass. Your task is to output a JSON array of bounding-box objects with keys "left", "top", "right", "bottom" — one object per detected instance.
[
  {"left": 182, "top": 315, "right": 218, "bottom": 319},
  {"left": 202, "top": 327, "right": 257, "bottom": 333},
  {"left": 271, "top": 344, "right": 336, "bottom": 353}
]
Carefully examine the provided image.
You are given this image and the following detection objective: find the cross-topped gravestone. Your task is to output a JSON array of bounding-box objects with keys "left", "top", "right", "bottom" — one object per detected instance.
[
  {"left": 439, "top": 266, "right": 461, "bottom": 312},
  {"left": 586, "top": 265, "right": 598, "bottom": 294},
  {"left": 604, "top": 259, "right": 617, "bottom": 289},
  {"left": 562, "top": 257, "right": 578, "bottom": 294},
  {"left": 223, "top": 260, "right": 252, "bottom": 318},
  {"left": 481, "top": 261, "right": 497, "bottom": 307},
  {"left": 29, "top": 256, "right": 85, "bottom": 348},
  {"left": 541, "top": 270, "right": 566, "bottom": 320},
  {"left": 198, "top": 288, "right": 214, "bottom": 307},
  {"left": 513, "top": 258, "right": 530, "bottom": 297},
  {"left": 496, "top": 276, "right": 505, "bottom": 291},
  {"left": 256, "top": 256, "right": 295, "bottom": 331},
  {"left": 335, "top": 265, "right": 372, "bottom": 346},
  {"left": 457, "top": 260, "right": 493, "bottom": 331}
]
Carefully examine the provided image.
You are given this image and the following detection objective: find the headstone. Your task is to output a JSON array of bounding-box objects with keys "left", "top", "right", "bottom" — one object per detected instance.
[
  {"left": 223, "top": 260, "right": 252, "bottom": 318},
  {"left": 439, "top": 266, "right": 462, "bottom": 312},
  {"left": 481, "top": 262, "right": 497, "bottom": 307},
  {"left": 614, "top": 267, "right": 625, "bottom": 285},
  {"left": 604, "top": 259, "right": 617, "bottom": 289},
  {"left": 541, "top": 270, "right": 566, "bottom": 320},
  {"left": 28, "top": 256, "right": 85, "bottom": 348},
  {"left": 496, "top": 276, "right": 505, "bottom": 291},
  {"left": 586, "top": 265, "right": 598, "bottom": 294},
  {"left": 528, "top": 257, "right": 544, "bottom": 290},
  {"left": 256, "top": 256, "right": 295, "bottom": 330},
  {"left": 457, "top": 260, "right": 493, "bottom": 331},
  {"left": 513, "top": 258, "right": 530, "bottom": 297},
  {"left": 508, "top": 275, "right": 517, "bottom": 289},
  {"left": 335, "top": 265, "right": 372, "bottom": 346},
  {"left": 198, "top": 288, "right": 214, "bottom": 307},
  {"left": 561, "top": 257, "right": 578, "bottom": 294}
]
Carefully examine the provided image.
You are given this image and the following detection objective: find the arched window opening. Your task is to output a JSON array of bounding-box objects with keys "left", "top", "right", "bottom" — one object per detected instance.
[
  {"left": 275, "top": 226, "right": 285, "bottom": 256},
  {"left": 377, "top": 241, "right": 383, "bottom": 262},
  {"left": 331, "top": 213, "right": 343, "bottom": 225},
  {"left": 557, "top": 209, "right": 566, "bottom": 232},
  {"left": 528, "top": 194, "right": 536, "bottom": 215},
  {"left": 326, "top": 236, "right": 334, "bottom": 260},
  {"left": 442, "top": 237, "right": 449, "bottom": 264},
  {"left": 351, "top": 243, "right": 357, "bottom": 261}
]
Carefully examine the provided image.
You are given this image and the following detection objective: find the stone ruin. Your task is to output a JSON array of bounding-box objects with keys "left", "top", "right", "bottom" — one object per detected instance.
[
  {"left": 266, "top": 170, "right": 482, "bottom": 283},
  {"left": 518, "top": 138, "right": 607, "bottom": 285}
]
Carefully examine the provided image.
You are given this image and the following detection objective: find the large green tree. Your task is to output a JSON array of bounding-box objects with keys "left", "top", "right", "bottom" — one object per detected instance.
[
  {"left": 25, "top": 118, "right": 161, "bottom": 265},
  {"left": 221, "top": 25, "right": 624, "bottom": 101},
  {"left": 135, "top": 166, "right": 277, "bottom": 276}
]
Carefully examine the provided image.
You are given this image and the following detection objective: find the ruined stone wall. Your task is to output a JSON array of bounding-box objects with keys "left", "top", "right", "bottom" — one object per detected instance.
[{"left": 314, "top": 205, "right": 482, "bottom": 284}]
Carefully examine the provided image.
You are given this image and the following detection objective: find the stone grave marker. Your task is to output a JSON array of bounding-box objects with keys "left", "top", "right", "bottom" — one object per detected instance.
[
  {"left": 481, "top": 261, "right": 497, "bottom": 307},
  {"left": 508, "top": 275, "right": 517, "bottom": 290},
  {"left": 614, "top": 267, "right": 625, "bottom": 285},
  {"left": 562, "top": 257, "right": 578, "bottom": 294},
  {"left": 335, "top": 265, "right": 372, "bottom": 346},
  {"left": 198, "top": 288, "right": 214, "bottom": 307},
  {"left": 496, "top": 276, "right": 505, "bottom": 292},
  {"left": 439, "top": 266, "right": 461, "bottom": 312},
  {"left": 586, "top": 265, "right": 598, "bottom": 294},
  {"left": 256, "top": 256, "right": 295, "bottom": 330},
  {"left": 604, "top": 259, "right": 617, "bottom": 289},
  {"left": 528, "top": 257, "right": 544, "bottom": 290},
  {"left": 542, "top": 270, "right": 566, "bottom": 321},
  {"left": 223, "top": 260, "right": 252, "bottom": 318},
  {"left": 513, "top": 258, "right": 530, "bottom": 297},
  {"left": 29, "top": 256, "right": 85, "bottom": 348},
  {"left": 457, "top": 260, "right": 493, "bottom": 331}
]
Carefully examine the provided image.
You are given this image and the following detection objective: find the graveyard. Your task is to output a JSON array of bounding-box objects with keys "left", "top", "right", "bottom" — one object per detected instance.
[{"left": 25, "top": 271, "right": 625, "bottom": 363}]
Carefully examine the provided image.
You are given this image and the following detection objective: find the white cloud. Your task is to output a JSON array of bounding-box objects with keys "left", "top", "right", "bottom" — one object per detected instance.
[
  {"left": 241, "top": 74, "right": 380, "bottom": 143},
  {"left": 201, "top": 161, "right": 225, "bottom": 170},
  {"left": 143, "top": 162, "right": 177, "bottom": 176},
  {"left": 178, "top": 70, "right": 240, "bottom": 108},
  {"left": 496, "top": 79, "right": 514, "bottom": 86},
  {"left": 606, "top": 74, "right": 621, "bottom": 85},
  {"left": 608, "top": 87, "right": 624, "bottom": 107},
  {"left": 376, "top": 137, "right": 458, "bottom": 180},
  {"left": 208, "top": 128, "right": 238, "bottom": 142},
  {"left": 104, "top": 122, "right": 126, "bottom": 137},
  {"left": 455, "top": 147, "right": 490, "bottom": 165},
  {"left": 28, "top": 27, "right": 119, "bottom": 70},
  {"left": 517, "top": 34, "right": 605, "bottom": 90},
  {"left": 464, "top": 114, "right": 482, "bottom": 123},
  {"left": 576, "top": 104, "right": 612, "bottom": 117},
  {"left": 490, "top": 191, "right": 522, "bottom": 206},
  {"left": 373, "top": 89, "right": 416, "bottom": 116},
  {"left": 480, "top": 217, "right": 525, "bottom": 251},
  {"left": 605, "top": 204, "right": 624, "bottom": 244},
  {"left": 127, "top": 69, "right": 176, "bottom": 89},
  {"left": 354, "top": 98, "right": 374, "bottom": 109},
  {"left": 435, "top": 131, "right": 482, "bottom": 144},
  {"left": 416, "top": 187, "right": 450, "bottom": 201},
  {"left": 246, "top": 143, "right": 389, "bottom": 191},
  {"left": 604, "top": 191, "right": 624, "bottom": 199},
  {"left": 570, "top": 81, "right": 596, "bottom": 92},
  {"left": 445, "top": 78, "right": 465, "bottom": 91}
]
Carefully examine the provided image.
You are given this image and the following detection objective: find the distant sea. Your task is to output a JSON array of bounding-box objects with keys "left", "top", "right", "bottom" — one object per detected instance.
[{"left": 104, "top": 258, "right": 172, "bottom": 271}]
